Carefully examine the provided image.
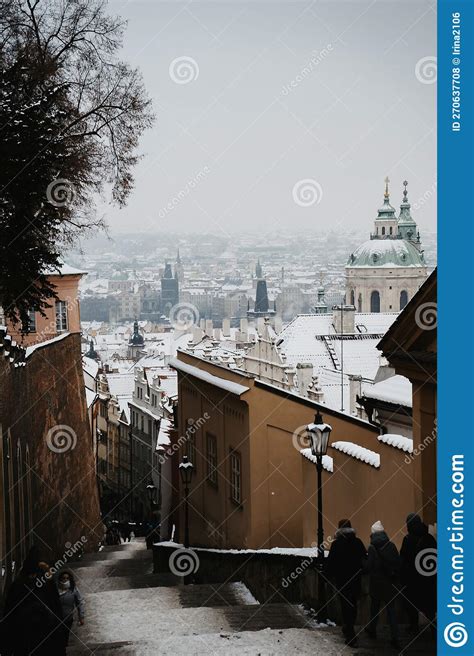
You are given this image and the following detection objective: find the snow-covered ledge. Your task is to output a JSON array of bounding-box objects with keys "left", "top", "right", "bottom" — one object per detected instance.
[
  {"left": 170, "top": 357, "right": 250, "bottom": 396},
  {"left": 331, "top": 441, "right": 380, "bottom": 468},
  {"left": 377, "top": 433, "right": 413, "bottom": 453},
  {"left": 300, "top": 448, "right": 334, "bottom": 473},
  {"left": 25, "top": 332, "right": 71, "bottom": 358}
]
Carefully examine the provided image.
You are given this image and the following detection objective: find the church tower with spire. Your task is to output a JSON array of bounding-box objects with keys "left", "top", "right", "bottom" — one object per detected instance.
[
  {"left": 175, "top": 249, "right": 185, "bottom": 283},
  {"left": 345, "top": 178, "right": 428, "bottom": 313}
]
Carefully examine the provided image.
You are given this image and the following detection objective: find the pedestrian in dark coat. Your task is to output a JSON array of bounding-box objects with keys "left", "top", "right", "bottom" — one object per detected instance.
[
  {"left": 365, "top": 521, "right": 400, "bottom": 649},
  {"left": 0, "top": 554, "right": 59, "bottom": 656},
  {"left": 400, "top": 513, "right": 437, "bottom": 632},
  {"left": 56, "top": 569, "right": 85, "bottom": 653},
  {"left": 325, "top": 519, "right": 367, "bottom": 648}
]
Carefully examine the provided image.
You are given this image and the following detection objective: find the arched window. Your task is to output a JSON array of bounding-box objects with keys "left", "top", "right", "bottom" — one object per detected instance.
[
  {"left": 350, "top": 289, "right": 355, "bottom": 306},
  {"left": 400, "top": 290, "right": 408, "bottom": 310},
  {"left": 381, "top": 227, "right": 385, "bottom": 235},
  {"left": 370, "top": 290, "right": 380, "bottom": 313},
  {"left": 389, "top": 226, "right": 393, "bottom": 235},
  {"left": 358, "top": 294, "right": 362, "bottom": 312}
]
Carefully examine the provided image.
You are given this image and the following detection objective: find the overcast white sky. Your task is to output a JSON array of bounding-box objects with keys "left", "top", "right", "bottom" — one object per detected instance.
[{"left": 101, "top": 0, "right": 437, "bottom": 236}]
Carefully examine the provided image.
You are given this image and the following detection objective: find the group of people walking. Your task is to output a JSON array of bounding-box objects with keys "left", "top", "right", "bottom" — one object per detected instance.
[
  {"left": 325, "top": 514, "right": 437, "bottom": 649},
  {"left": 0, "top": 549, "right": 85, "bottom": 655}
]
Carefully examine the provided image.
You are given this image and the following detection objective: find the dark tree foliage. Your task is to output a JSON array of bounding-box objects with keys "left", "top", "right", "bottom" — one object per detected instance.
[{"left": 0, "top": 0, "right": 154, "bottom": 325}]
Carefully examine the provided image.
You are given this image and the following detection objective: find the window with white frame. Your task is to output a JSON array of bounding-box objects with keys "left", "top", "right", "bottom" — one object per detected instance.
[{"left": 55, "top": 300, "right": 68, "bottom": 332}]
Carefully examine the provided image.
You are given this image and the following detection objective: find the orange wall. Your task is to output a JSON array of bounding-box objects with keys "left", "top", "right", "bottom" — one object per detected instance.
[
  {"left": 302, "top": 440, "right": 417, "bottom": 551},
  {"left": 175, "top": 352, "right": 412, "bottom": 551},
  {"left": 7, "top": 274, "right": 83, "bottom": 346}
]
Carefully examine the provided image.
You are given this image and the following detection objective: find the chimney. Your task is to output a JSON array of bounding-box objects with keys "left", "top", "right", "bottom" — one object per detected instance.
[
  {"left": 296, "top": 363, "right": 313, "bottom": 396},
  {"left": 240, "top": 317, "right": 248, "bottom": 333},
  {"left": 191, "top": 325, "right": 203, "bottom": 344},
  {"left": 222, "top": 318, "right": 231, "bottom": 337},
  {"left": 205, "top": 319, "right": 213, "bottom": 336},
  {"left": 348, "top": 374, "right": 363, "bottom": 416},
  {"left": 332, "top": 305, "right": 355, "bottom": 334},
  {"left": 213, "top": 328, "right": 221, "bottom": 341}
]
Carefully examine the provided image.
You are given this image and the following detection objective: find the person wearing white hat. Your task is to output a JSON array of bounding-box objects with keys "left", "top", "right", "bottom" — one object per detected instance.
[{"left": 365, "top": 522, "right": 401, "bottom": 649}]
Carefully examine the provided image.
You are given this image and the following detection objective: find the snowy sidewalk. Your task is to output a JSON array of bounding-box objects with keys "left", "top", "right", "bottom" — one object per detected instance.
[{"left": 66, "top": 540, "right": 435, "bottom": 655}]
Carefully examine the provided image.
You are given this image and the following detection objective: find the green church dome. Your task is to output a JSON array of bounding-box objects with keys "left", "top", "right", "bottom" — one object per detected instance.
[{"left": 347, "top": 238, "right": 425, "bottom": 268}]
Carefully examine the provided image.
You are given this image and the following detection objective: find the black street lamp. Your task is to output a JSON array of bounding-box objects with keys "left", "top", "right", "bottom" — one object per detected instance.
[
  {"left": 146, "top": 482, "right": 157, "bottom": 506},
  {"left": 306, "top": 410, "right": 332, "bottom": 623},
  {"left": 145, "top": 482, "right": 158, "bottom": 548},
  {"left": 179, "top": 455, "right": 194, "bottom": 549}
]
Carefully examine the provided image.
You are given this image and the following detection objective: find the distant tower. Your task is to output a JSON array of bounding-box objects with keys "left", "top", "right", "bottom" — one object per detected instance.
[
  {"left": 84, "top": 339, "right": 100, "bottom": 361},
  {"left": 255, "top": 259, "right": 263, "bottom": 279},
  {"left": 255, "top": 280, "right": 269, "bottom": 313},
  {"left": 247, "top": 278, "right": 276, "bottom": 319},
  {"left": 397, "top": 180, "right": 420, "bottom": 248},
  {"left": 175, "top": 249, "right": 185, "bottom": 283},
  {"left": 127, "top": 319, "right": 145, "bottom": 360},
  {"left": 160, "top": 262, "right": 179, "bottom": 316},
  {"left": 313, "top": 286, "right": 328, "bottom": 315},
  {"left": 345, "top": 178, "right": 427, "bottom": 313}
]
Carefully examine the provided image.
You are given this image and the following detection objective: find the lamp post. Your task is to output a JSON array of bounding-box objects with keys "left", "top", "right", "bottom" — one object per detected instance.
[
  {"left": 145, "top": 482, "right": 157, "bottom": 549},
  {"left": 179, "top": 455, "right": 194, "bottom": 549},
  {"left": 306, "top": 411, "right": 332, "bottom": 623}
]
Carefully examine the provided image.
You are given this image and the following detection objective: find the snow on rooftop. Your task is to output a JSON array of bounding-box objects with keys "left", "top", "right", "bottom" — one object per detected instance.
[
  {"left": 362, "top": 375, "right": 412, "bottom": 408},
  {"left": 82, "top": 356, "right": 99, "bottom": 379},
  {"left": 157, "top": 417, "right": 173, "bottom": 447},
  {"left": 107, "top": 372, "right": 135, "bottom": 399},
  {"left": 331, "top": 441, "right": 380, "bottom": 468},
  {"left": 85, "top": 388, "right": 97, "bottom": 409},
  {"left": 170, "top": 357, "right": 250, "bottom": 396},
  {"left": 300, "top": 449, "right": 334, "bottom": 472},
  {"left": 46, "top": 262, "right": 87, "bottom": 276},
  {"left": 377, "top": 433, "right": 413, "bottom": 453},
  {"left": 25, "top": 332, "right": 70, "bottom": 358}
]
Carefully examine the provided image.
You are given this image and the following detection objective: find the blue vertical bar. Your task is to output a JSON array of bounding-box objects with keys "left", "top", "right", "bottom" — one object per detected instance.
[{"left": 438, "top": 0, "right": 474, "bottom": 654}]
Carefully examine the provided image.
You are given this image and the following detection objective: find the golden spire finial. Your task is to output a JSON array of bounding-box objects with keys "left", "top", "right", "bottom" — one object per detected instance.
[{"left": 384, "top": 176, "right": 390, "bottom": 200}]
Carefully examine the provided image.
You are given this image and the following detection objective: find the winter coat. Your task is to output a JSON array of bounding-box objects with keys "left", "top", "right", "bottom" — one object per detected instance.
[
  {"left": 400, "top": 518, "right": 437, "bottom": 609},
  {"left": 325, "top": 528, "right": 367, "bottom": 597},
  {"left": 1, "top": 576, "right": 59, "bottom": 655},
  {"left": 57, "top": 585, "right": 85, "bottom": 623},
  {"left": 367, "top": 531, "right": 401, "bottom": 602}
]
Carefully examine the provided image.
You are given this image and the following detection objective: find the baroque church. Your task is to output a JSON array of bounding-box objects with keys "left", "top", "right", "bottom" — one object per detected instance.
[{"left": 345, "top": 179, "right": 428, "bottom": 313}]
